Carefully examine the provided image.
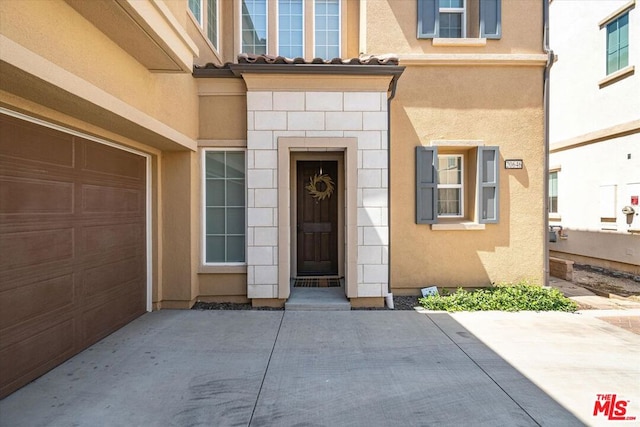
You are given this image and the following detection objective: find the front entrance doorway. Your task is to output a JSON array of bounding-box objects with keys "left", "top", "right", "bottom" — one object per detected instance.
[{"left": 296, "top": 160, "right": 339, "bottom": 276}]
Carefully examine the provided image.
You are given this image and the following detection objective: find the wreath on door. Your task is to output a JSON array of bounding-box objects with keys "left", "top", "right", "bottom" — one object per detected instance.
[{"left": 306, "top": 173, "right": 334, "bottom": 201}]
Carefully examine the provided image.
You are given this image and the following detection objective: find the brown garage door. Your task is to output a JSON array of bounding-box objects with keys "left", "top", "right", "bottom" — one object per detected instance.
[{"left": 0, "top": 114, "right": 147, "bottom": 398}]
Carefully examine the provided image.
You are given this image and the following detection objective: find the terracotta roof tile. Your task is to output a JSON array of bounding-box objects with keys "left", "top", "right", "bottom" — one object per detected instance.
[
  {"left": 193, "top": 54, "right": 403, "bottom": 78},
  {"left": 237, "top": 53, "right": 399, "bottom": 66}
]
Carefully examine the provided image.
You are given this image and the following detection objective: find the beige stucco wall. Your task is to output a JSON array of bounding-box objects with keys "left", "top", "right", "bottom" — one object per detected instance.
[
  {"left": 364, "top": 0, "right": 543, "bottom": 55},
  {"left": 0, "top": 0, "right": 199, "bottom": 142},
  {"left": 390, "top": 65, "right": 545, "bottom": 292},
  {"left": 195, "top": 79, "right": 249, "bottom": 302},
  {"left": 199, "top": 95, "right": 248, "bottom": 140}
]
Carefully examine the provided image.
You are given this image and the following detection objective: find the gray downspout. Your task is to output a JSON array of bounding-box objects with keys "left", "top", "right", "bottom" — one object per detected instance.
[
  {"left": 543, "top": 0, "right": 554, "bottom": 287},
  {"left": 386, "top": 73, "right": 401, "bottom": 308}
]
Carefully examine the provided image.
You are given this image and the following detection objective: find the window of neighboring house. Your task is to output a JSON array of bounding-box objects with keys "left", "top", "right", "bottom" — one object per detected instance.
[
  {"left": 204, "top": 150, "right": 246, "bottom": 264},
  {"left": 606, "top": 13, "right": 629, "bottom": 75},
  {"left": 437, "top": 155, "right": 464, "bottom": 217},
  {"left": 189, "top": 0, "right": 219, "bottom": 50},
  {"left": 241, "top": 0, "right": 341, "bottom": 59},
  {"left": 279, "top": 0, "right": 304, "bottom": 58},
  {"left": 416, "top": 146, "right": 499, "bottom": 224},
  {"left": 548, "top": 171, "right": 558, "bottom": 214},
  {"left": 418, "top": 0, "right": 501, "bottom": 39}
]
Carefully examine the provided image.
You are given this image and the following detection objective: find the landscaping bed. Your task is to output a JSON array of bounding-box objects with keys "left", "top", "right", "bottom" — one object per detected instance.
[{"left": 418, "top": 283, "right": 578, "bottom": 313}]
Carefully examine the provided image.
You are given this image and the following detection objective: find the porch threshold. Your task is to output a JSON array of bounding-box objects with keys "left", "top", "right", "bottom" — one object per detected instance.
[{"left": 285, "top": 285, "right": 351, "bottom": 311}]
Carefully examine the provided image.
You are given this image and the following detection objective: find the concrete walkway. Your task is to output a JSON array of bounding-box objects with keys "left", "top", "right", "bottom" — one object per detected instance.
[{"left": 1, "top": 309, "right": 639, "bottom": 426}]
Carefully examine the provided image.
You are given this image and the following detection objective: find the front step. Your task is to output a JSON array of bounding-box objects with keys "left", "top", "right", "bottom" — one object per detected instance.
[{"left": 285, "top": 287, "right": 351, "bottom": 311}]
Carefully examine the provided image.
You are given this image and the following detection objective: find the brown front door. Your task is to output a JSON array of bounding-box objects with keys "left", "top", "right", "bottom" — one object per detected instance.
[
  {"left": 296, "top": 160, "right": 338, "bottom": 276},
  {"left": 0, "top": 114, "right": 147, "bottom": 398}
]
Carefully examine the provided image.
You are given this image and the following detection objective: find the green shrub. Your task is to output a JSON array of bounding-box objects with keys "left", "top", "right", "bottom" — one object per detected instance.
[{"left": 418, "top": 282, "right": 577, "bottom": 312}]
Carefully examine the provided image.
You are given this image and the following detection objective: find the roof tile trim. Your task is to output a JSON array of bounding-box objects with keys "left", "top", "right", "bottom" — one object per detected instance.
[{"left": 194, "top": 53, "right": 399, "bottom": 70}]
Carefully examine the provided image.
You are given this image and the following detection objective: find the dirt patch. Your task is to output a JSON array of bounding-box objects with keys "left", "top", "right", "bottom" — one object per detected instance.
[
  {"left": 192, "top": 296, "right": 420, "bottom": 311},
  {"left": 192, "top": 301, "right": 283, "bottom": 310},
  {"left": 351, "top": 296, "right": 419, "bottom": 311},
  {"left": 573, "top": 264, "right": 640, "bottom": 298}
]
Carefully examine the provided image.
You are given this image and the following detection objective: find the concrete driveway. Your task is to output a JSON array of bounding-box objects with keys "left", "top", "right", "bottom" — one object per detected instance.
[{"left": 1, "top": 309, "right": 639, "bottom": 426}]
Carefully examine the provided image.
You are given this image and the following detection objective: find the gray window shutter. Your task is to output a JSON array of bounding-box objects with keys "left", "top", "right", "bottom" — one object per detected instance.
[
  {"left": 478, "top": 146, "right": 499, "bottom": 223},
  {"left": 418, "top": 0, "right": 439, "bottom": 39},
  {"left": 416, "top": 146, "right": 438, "bottom": 224},
  {"left": 480, "top": 0, "right": 501, "bottom": 39}
]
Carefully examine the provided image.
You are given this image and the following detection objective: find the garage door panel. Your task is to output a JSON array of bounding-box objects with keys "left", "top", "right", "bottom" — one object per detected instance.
[
  {"left": 82, "top": 256, "right": 144, "bottom": 298},
  {"left": 0, "top": 115, "right": 147, "bottom": 398},
  {"left": 81, "top": 223, "right": 144, "bottom": 255},
  {"left": 0, "top": 115, "right": 74, "bottom": 168},
  {"left": 82, "top": 185, "right": 143, "bottom": 214},
  {"left": 0, "top": 274, "right": 74, "bottom": 330},
  {"left": 82, "top": 142, "right": 145, "bottom": 181},
  {"left": 0, "top": 262, "right": 73, "bottom": 294},
  {"left": 0, "top": 228, "right": 74, "bottom": 271},
  {"left": 80, "top": 287, "right": 145, "bottom": 347},
  {"left": 0, "top": 178, "right": 74, "bottom": 215},
  {"left": 0, "top": 318, "right": 75, "bottom": 399}
]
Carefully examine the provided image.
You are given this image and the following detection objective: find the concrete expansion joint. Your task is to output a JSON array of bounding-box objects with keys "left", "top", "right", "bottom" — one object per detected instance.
[{"left": 248, "top": 311, "right": 285, "bottom": 425}]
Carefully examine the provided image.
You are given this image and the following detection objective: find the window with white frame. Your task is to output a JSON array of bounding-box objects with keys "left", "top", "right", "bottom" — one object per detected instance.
[
  {"left": 416, "top": 146, "right": 499, "bottom": 224},
  {"left": 418, "top": 0, "right": 501, "bottom": 39},
  {"left": 438, "top": 0, "right": 466, "bottom": 38},
  {"left": 242, "top": 0, "right": 268, "bottom": 54},
  {"left": 437, "top": 155, "right": 464, "bottom": 217},
  {"left": 548, "top": 171, "right": 558, "bottom": 214},
  {"left": 278, "top": 0, "right": 304, "bottom": 58},
  {"left": 314, "top": 0, "right": 341, "bottom": 59},
  {"left": 240, "top": 0, "right": 341, "bottom": 59},
  {"left": 189, "top": 0, "right": 202, "bottom": 24},
  {"left": 606, "top": 12, "right": 629, "bottom": 75},
  {"left": 189, "top": 0, "right": 219, "bottom": 50},
  {"left": 204, "top": 150, "right": 246, "bottom": 264}
]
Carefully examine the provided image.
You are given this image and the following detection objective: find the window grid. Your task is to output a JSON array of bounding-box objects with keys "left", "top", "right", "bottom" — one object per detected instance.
[
  {"left": 278, "top": 0, "right": 304, "bottom": 58},
  {"left": 242, "top": 0, "right": 268, "bottom": 54},
  {"left": 314, "top": 0, "right": 341, "bottom": 59},
  {"left": 606, "top": 13, "right": 629, "bottom": 75},
  {"left": 207, "top": 0, "right": 218, "bottom": 50},
  {"left": 440, "top": 0, "right": 466, "bottom": 38},
  {"left": 189, "top": 0, "right": 202, "bottom": 24},
  {"left": 204, "top": 151, "right": 246, "bottom": 264},
  {"left": 548, "top": 171, "right": 558, "bottom": 214},
  {"left": 437, "top": 155, "right": 464, "bottom": 217}
]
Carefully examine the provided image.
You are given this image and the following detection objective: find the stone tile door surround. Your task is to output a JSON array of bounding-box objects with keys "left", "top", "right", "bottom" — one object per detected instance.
[{"left": 244, "top": 76, "right": 392, "bottom": 302}]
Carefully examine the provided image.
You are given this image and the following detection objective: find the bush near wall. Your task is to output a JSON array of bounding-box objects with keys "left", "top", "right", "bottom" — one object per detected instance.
[{"left": 418, "top": 282, "right": 578, "bottom": 312}]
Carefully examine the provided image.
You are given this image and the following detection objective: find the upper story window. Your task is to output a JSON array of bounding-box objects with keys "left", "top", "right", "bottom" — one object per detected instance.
[
  {"left": 606, "top": 12, "right": 629, "bottom": 75},
  {"left": 417, "top": 0, "right": 501, "bottom": 39},
  {"left": 189, "top": 0, "right": 218, "bottom": 50},
  {"left": 439, "top": 0, "right": 466, "bottom": 38},
  {"left": 240, "top": 0, "right": 342, "bottom": 59},
  {"left": 242, "top": 0, "right": 268, "bottom": 54},
  {"left": 278, "top": 0, "right": 304, "bottom": 58},
  {"left": 315, "top": 0, "right": 341, "bottom": 59}
]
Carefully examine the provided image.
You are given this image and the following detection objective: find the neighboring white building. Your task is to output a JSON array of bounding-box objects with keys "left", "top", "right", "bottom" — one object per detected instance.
[{"left": 549, "top": 0, "right": 640, "bottom": 273}]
